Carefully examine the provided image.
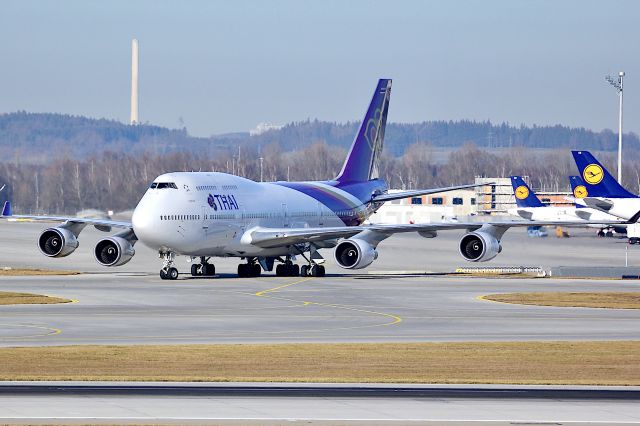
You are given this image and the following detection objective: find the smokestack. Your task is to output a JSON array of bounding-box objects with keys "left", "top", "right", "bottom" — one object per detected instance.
[{"left": 130, "top": 38, "right": 139, "bottom": 125}]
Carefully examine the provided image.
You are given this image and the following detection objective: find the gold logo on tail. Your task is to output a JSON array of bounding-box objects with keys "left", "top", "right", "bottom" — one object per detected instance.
[
  {"left": 573, "top": 185, "right": 588, "bottom": 198},
  {"left": 583, "top": 164, "right": 604, "bottom": 185},
  {"left": 515, "top": 185, "right": 529, "bottom": 200}
]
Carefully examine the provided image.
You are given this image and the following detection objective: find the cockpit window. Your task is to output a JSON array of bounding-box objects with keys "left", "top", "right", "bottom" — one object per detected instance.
[{"left": 152, "top": 182, "right": 178, "bottom": 189}]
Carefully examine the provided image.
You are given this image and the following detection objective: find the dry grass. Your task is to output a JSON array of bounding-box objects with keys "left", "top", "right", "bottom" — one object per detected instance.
[
  {"left": 0, "top": 268, "right": 80, "bottom": 276},
  {"left": 482, "top": 292, "right": 640, "bottom": 309},
  {"left": 0, "top": 341, "right": 638, "bottom": 385},
  {"left": 0, "top": 291, "right": 72, "bottom": 305}
]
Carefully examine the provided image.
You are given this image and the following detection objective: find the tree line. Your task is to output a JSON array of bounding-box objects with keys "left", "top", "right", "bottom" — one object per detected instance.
[
  {"left": 1, "top": 141, "right": 637, "bottom": 214},
  {"left": 1, "top": 112, "right": 638, "bottom": 163}
]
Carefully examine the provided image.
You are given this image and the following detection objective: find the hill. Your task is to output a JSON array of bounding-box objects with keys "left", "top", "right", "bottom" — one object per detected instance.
[{"left": 0, "top": 112, "right": 637, "bottom": 163}]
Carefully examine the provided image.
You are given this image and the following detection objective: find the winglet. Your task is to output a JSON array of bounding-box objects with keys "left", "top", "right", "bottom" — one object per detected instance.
[
  {"left": 1, "top": 201, "right": 11, "bottom": 217},
  {"left": 510, "top": 176, "right": 544, "bottom": 208},
  {"left": 571, "top": 151, "right": 637, "bottom": 198}
]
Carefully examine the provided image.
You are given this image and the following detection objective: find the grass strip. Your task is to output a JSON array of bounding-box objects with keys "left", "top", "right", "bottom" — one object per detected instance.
[
  {"left": 0, "top": 268, "right": 80, "bottom": 276},
  {"left": 0, "top": 341, "right": 638, "bottom": 384},
  {"left": 482, "top": 292, "right": 640, "bottom": 309},
  {"left": 0, "top": 291, "right": 72, "bottom": 305}
]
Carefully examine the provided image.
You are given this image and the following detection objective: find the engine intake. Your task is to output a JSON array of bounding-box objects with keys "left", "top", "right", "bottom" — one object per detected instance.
[
  {"left": 459, "top": 231, "right": 501, "bottom": 262},
  {"left": 334, "top": 238, "right": 378, "bottom": 269},
  {"left": 38, "top": 227, "right": 79, "bottom": 258},
  {"left": 94, "top": 236, "right": 135, "bottom": 267}
]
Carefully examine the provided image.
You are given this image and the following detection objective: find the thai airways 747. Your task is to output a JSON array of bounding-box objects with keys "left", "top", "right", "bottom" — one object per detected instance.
[{"left": 0, "top": 79, "right": 617, "bottom": 279}]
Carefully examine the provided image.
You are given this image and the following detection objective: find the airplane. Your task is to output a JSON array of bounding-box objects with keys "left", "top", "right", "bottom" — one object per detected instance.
[
  {"left": 568, "top": 175, "right": 626, "bottom": 236},
  {"left": 507, "top": 175, "right": 625, "bottom": 227},
  {"left": 571, "top": 150, "right": 640, "bottom": 222},
  {"left": 0, "top": 80, "right": 622, "bottom": 280}
]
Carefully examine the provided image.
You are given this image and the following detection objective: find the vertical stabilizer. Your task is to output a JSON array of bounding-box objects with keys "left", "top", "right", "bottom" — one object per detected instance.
[
  {"left": 571, "top": 151, "right": 637, "bottom": 198},
  {"left": 510, "top": 176, "right": 544, "bottom": 208},
  {"left": 335, "top": 79, "right": 391, "bottom": 183}
]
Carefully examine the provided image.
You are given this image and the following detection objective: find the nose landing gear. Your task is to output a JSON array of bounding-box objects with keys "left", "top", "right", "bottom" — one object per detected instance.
[{"left": 159, "top": 251, "right": 179, "bottom": 280}]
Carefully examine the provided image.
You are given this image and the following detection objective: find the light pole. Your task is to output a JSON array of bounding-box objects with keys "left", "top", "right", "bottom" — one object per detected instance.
[
  {"left": 605, "top": 71, "right": 625, "bottom": 183},
  {"left": 259, "top": 157, "right": 264, "bottom": 182}
]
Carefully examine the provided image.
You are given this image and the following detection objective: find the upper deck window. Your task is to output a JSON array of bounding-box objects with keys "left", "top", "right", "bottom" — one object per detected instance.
[{"left": 152, "top": 182, "right": 178, "bottom": 189}]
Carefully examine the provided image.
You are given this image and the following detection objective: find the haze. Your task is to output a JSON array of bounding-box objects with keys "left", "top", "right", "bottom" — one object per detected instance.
[{"left": 0, "top": 0, "right": 637, "bottom": 136}]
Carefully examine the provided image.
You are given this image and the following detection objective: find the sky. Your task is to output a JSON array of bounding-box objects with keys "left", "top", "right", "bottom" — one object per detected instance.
[{"left": 0, "top": 0, "right": 638, "bottom": 137}]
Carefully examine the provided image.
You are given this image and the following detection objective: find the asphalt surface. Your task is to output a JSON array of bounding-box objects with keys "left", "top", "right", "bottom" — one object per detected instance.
[
  {"left": 0, "top": 382, "right": 638, "bottom": 425},
  {"left": 0, "top": 221, "right": 640, "bottom": 346},
  {"left": 1, "top": 221, "right": 640, "bottom": 424}
]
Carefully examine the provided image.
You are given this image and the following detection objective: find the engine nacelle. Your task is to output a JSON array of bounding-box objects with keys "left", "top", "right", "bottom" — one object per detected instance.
[
  {"left": 38, "top": 227, "right": 79, "bottom": 258},
  {"left": 459, "top": 231, "right": 501, "bottom": 262},
  {"left": 94, "top": 236, "right": 135, "bottom": 267},
  {"left": 334, "top": 238, "right": 378, "bottom": 269}
]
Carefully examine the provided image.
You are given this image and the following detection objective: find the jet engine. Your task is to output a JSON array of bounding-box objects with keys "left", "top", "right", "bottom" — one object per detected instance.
[
  {"left": 94, "top": 236, "right": 135, "bottom": 267},
  {"left": 38, "top": 227, "right": 79, "bottom": 258},
  {"left": 334, "top": 238, "right": 378, "bottom": 269},
  {"left": 459, "top": 231, "right": 501, "bottom": 262}
]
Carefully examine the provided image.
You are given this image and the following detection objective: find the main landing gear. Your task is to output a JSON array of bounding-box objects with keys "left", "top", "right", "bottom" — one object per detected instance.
[
  {"left": 275, "top": 255, "right": 326, "bottom": 277},
  {"left": 238, "top": 258, "right": 262, "bottom": 278},
  {"left": 191, "top": 256, "right": 216, "bottom": 277},
  {"left": 275, "top": 260, "right": 299, "bottom": 277},
  {"left": 159, "top": 251, "right": 179, "bottom": 280},
  {"left": 300, "top": 264, "right": 326, "bottom": 277}
]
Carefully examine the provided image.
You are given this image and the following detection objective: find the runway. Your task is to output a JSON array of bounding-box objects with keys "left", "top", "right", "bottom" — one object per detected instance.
[
  {"left": 0, "top": 382, "right": 638, "bottom": 425},
  {"left": 1, "top": 222, "right": 640, "bottom": 346}
]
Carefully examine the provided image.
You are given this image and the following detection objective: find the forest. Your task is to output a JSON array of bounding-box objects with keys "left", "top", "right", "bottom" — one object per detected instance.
[{"left": 0, "top": 112, "right": 638, "bottom": 214}]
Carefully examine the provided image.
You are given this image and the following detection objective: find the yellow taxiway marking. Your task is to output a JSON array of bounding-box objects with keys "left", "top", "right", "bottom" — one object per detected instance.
[
  {"left": 254, "top": 277, "right": 313, "bottom": 296},
  {"left": 0, "top": 323, "right": 61, "bottom": 340},
  {"left": 254, "top": 277, "right": 402, "bottom": 327}
]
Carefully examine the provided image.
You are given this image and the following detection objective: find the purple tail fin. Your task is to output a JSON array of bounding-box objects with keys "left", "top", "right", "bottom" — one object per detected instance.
[{"left": 335, "top": 79, "right": 391, "bottom": 183}]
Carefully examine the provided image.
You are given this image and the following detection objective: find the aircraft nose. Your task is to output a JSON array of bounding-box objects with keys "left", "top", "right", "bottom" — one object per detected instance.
[{"left": 131, "top": 202, "right": 153, "bottom": 240}]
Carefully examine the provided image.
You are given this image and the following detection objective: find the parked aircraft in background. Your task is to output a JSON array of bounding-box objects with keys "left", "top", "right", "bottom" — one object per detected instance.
[
  {"left": 571, "top": 150, "right": 640, "bottom": 223},
  {"left": 508, "top": 175, "right": 624, "bottom": 229},
  {"left": 0, "top": 81, "right": 624, "bottom": 280},
  {"left": 568, "top": 175, "right": 626, "bottom": 236}
]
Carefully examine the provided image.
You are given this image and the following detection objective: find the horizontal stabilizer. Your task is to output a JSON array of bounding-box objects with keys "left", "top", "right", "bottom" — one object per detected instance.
[
  {"left": 583, "top": 197, "right": 614, "bottom": 212},
  {"left": 372, "top": 183, "right": 490, "bottom": 203},
  {"left": 1, "top": 201, "right": 11, "bottom": 217}
]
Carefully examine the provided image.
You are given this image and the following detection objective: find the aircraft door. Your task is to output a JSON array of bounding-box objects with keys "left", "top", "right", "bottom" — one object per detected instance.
[
  {"left": 201, "top": 206, "right": 209, "bottom": 235},
  {"left": 282, "top": 203, "right": 289, "bottom": 228},
  {"left": 317, "top": 201, "right": 324, "bottom": 227}
]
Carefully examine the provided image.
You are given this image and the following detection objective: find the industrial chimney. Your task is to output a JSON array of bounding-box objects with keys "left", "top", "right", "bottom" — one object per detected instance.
[{"left": 130, "top": 38, "right": 139, "bottom": 125}]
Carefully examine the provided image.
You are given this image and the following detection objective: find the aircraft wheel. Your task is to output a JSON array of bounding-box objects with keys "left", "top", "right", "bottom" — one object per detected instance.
[
  {"left": 318, "top": 265, "right": 326, "bottom": 277},
  {"left": 291, "top": 264, "right": 300, "bottom": 277},
  {"left": 204, "top": 264, "right": 216, "bottom": 276},
  {"left": 238, "top": 264, "right": 247, "bottom": 278},
  {"left": 191, "top": 264, "right": 199, "bottom": 276},
  {"left": 251, "top": 264, "right": 261, "bottom": 277},
  {"left": 275, "top": 264, "right": 284, "bottom": 277},
  {"left": 160, "top": 269, "right": 168, "bottom": 280},
  {"left": 167, "top": 267, "right": 179, "bottom": 280},
  {"left": 300, "top": 265, "right": 309, "bottom": 276}
]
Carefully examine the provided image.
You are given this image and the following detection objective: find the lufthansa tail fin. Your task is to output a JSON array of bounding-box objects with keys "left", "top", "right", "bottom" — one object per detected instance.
[
  {"left": 571, "top": 151, "right": 637, "bottom": 198},
  {"left": 511, "top": 176, "right": 544, "bottom": 208},
  {"left": 1, "top": 201, "right": 11, "bottom": 217},
  {"left": 335, "top": 79, "right": 391, "bottom": 183},
  {"left": 569, "top": 176, "right": 589, "bottom": 200}
]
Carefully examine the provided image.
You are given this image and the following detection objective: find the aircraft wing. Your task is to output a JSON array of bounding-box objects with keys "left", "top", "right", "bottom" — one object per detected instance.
[
  {"left": 241, "top": 218, "right": 627, "bottom": 248},
  {"left": 1, "top": 202, "right": 132, "bottom": 229},
  {"left": 371, "top": 183, "right": 491, "bottom": 203}
]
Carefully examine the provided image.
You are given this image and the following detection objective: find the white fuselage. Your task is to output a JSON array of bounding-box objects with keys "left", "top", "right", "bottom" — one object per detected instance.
[
  {"left": 131, "top": 172, "right": 367, "bottom": 257},
  {"left": 507, "top": 206, "right": 623, "bottom": 225},
  {"left": 581, "top": 197, "right": 640, "bottom": 222}
]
